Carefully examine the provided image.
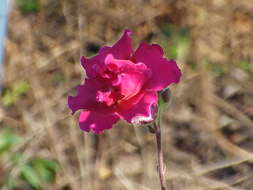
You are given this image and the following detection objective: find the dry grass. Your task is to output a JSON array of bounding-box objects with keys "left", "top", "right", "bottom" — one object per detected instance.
[{"left": 1, "top": 0, "right": 253, "bottom": 189}]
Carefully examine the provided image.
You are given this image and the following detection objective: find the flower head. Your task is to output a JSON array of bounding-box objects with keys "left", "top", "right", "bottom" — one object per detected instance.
[{"left": 68, "top": 29, "right": 181, "bottom": 133}]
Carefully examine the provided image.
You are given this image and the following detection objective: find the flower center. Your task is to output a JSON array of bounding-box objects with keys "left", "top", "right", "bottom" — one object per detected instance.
[
  {"left": 93, "top": 54, "right": 151, "bottom": 107},
  {"left": 96, "top": 88, "right": 124, "bottom": 107}
]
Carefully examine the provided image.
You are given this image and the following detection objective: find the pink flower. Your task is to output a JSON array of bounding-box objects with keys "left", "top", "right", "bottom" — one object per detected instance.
[{"left": 68, "top": 30, "right": 181, "bottom": 134}]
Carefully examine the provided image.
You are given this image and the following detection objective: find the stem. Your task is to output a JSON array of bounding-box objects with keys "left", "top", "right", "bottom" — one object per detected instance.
[{"left": 154, "top": 122, "right": 167, "bottom": 190}]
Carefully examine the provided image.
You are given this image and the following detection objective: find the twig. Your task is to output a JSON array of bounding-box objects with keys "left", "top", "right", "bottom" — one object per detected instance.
[{"left": 154, "top": 122, "right": 167, "bottom": 190}]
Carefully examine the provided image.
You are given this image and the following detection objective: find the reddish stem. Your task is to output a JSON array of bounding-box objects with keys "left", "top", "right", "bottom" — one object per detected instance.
[{"left": 154, "top": 122, "right": 167, "bottom": 190}]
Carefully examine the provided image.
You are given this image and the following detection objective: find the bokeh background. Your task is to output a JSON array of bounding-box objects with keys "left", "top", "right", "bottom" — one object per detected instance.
[{"left": 1, "top": 0, "right": 253, "bottom": 189}]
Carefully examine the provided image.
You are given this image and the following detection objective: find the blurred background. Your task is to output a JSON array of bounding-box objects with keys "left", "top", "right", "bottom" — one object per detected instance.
[{"left": 1, "top": 0, "right": 253, "bottom": 189}]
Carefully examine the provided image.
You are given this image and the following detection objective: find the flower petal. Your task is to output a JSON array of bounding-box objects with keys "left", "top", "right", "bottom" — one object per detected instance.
[
  {"left": 68, "top": 79, "right": 104, "bottom": 114},
  {"left": 105, "top": 54, "right": 151, "bottom": 100},
  {"left": 108, "top": 29, "right": 133, "bottom": 59},
  {"left": 79, "top": 111, "right": 119, "bottom": 134},
  {"left": 132, "top": 43, "right": 182, "bottom": 91},
  {"left": 81, "top": 29, "right": 133, "bottom": 78},
  {"left": 116, "top": 91, "right": 158, "bottom": 123}
]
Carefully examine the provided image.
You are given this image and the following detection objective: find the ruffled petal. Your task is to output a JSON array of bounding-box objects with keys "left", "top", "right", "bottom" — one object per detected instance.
[
  {"left": 108, "top": 29, "right": 133, "bottom": 59},
  {"left": 79, "top": 111, "right": 119, "bottom": 134},
  {"left": 116, "top": 91, "right": 158, "bottom": 124},
  {"left": 132, "top": 43, "right": 182, "bottom": 91},
  {"left": 81, "top": 30, "right": 133, "bottom": 78},
  {"left": 105, "top": 54, "right": 151, "bottom": 100},
  {"left": 68, "top": 79, "right": 104, "bottom": 113}
]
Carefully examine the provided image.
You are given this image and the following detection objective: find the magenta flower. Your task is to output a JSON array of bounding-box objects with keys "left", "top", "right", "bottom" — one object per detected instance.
[{"left": 68, "top": 30, "right": 181, "bottom": 134}]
